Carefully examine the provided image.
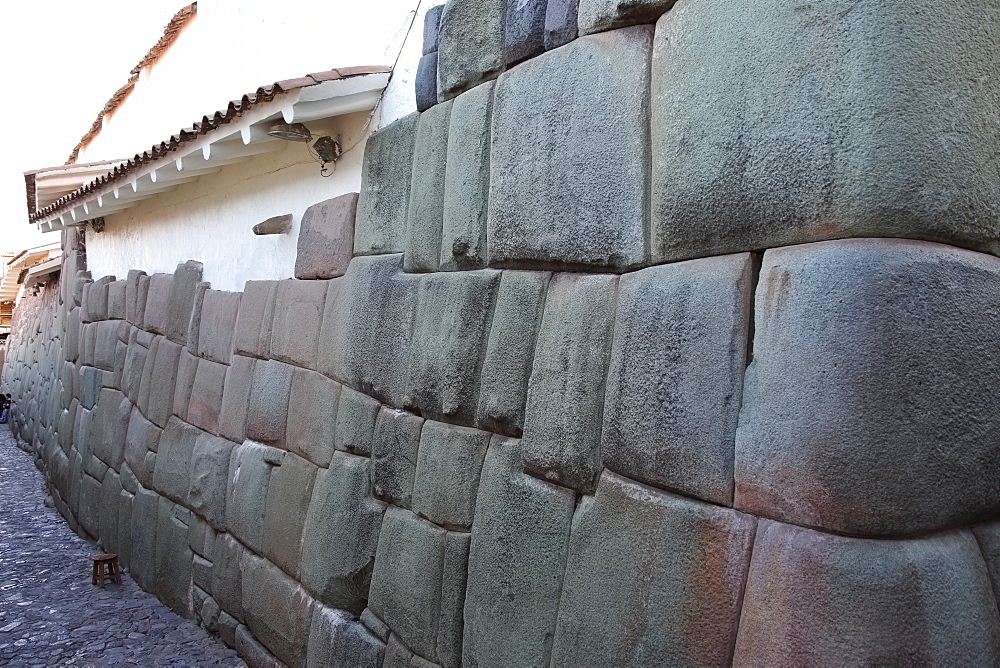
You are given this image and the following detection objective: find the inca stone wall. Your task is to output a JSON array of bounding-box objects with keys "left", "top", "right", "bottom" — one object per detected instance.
[{"left": 6, "top": 0, "right": 1000, "bottom": 665}]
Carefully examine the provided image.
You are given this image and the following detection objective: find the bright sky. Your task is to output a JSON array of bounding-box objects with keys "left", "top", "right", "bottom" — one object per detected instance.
[{"left": 0, "top": 0, "right": 184, "bottom": 253}]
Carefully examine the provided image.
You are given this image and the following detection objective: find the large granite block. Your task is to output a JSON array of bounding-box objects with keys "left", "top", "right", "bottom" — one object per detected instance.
[
  {"left": 650, "top": 0, "right": 1000, "bottom": 263},
  {"left": 318, "top": 254, "right": 419, "bottom": 407},
  {"left": 522, "top": 273, "right": 616, "bottom": 492},
  {"left": 152, "top": 416, "right": 199, "bottom": 505},
  {"left": 172, "top": 349, "right": 198, "bottom": 421},
  {"left": 233, "top": 280, "right": 277, "bottom": 359},
  {"left": 145, "top": 337, "right": 181, "bottom": 428},
  {"left": 334, "top": 386, "right": 380, "bottom": 457},
  {"left": 736, "top": 239, "right": 1000, "bottom": 537},
  {"left": 121, "top": 331, "right": 149, "bottom": 402},
  {"left": 552, "top": 471, "right": 756, "bottom": 665},
  {"left": 295, "top": 193, "right": 358, "bottom": 280},
  {"left": 117, "top": 490, "right": 134, "bottom": 568},
  {"left": 269, "top": 279, "right": 328, "bottom": 369},
  {"left": 734, "top": 521, "right": 1000, "bottom": 664},
  {"left": 307, "top": 604, "right": 385, "bottom": 668},
  {"left": 505, "top": 0, "right": 546, "bottom": 65},
  {"left": 93, "top": 320, "right": 119, "bottom": 371},
  {"left": 263, "top": 452, "right": 318, "bottom": 579},
  {"left": 167, "top": 260, "right": 203, "bottom": 346},
  {"left": 124, "top": 406, "right": 162, "bottom": 489},
  {"left": 99, "top": 470, "right": 122, "bottom": 555},
  {"left": 246, "top": 359, "right": 293, "bottom": 448},
  {"left": 125, "top": 270, "right": 147, "bottom": 326},
  {"left": 186, "top": 281, "right": 209, "bottom": 355},
  {"left": 91, "top": 389, "right": 129, "bottom": 470},
  {"left": 437, "top": 0, "right": 507, "bottom": 100},
  {"left": 441, "top": 82, "right": 493, "bottom": 271},
  {"left": 219, "top": 355, "right": 255, "bottom": 444},
  {"left": 578, "top": 0, "right": 676, "bottom": 35},
  {"left": 242, "top": 555, "right": 315, "bottom": 668},
  {"left": 404, "top": 100, "right": 453, "bottom": 273},
  {"left": 301, "top": 452, "right": 385, "bottom": 614},
  {"left": 371, "top": 408, "right": 424, "bottom": 508},
  {"left": 488, "top": 26, "right": 651, "bottom": 271},
  {"left": 603, "top": 253, "right": 754, "bottom": 505},
  {"left": 197, "top": 289, "right": 241, "bottom": 364},
  {"left": 476, "top": 270, "right": 548, "bottom": 436},
  {"left": 78, "top": 472, "right": 103, "bottom": 539},
  {"left": 423, "top": 4, "right": 444, "bottom": 54},
  {"left": 155, "top": 498, "right": 193, "bottom": 617},
  {"left": 355, "top": 114, "right": 419, "bottom": 256},
  {"left": 187, "top": 357, "right": 227, "bottom": 434},
  {"left": 405, "top": 271, "right": 500, "bottom": 424},
  {"left": 463, "top": 436, "right": 575, "bottom": 666},
  {"left": 189, "top": 432, "right": 232, "bottom": 530},
  {"left": 411, "top": 421, "right": 490, "bottom": 531},
  {"left": 286, "top": 367, "right": 340, "bottom": 468},
  {"left": 212, "top": 532, "right": 248, "bottom": 622},
  {"left": 226, "top": 442, "right": 280, "bottom": 553},
  {"left": 129, "top": 486, "right": 160, "bottom": 591},
  {"left": 415, "top": 52, "right": 439, "bottom": 113},
  {"left": 143, "top": 274, "right": 173, "bottom": 336},
  {"left": 107, "top": 280, "right": 127, "bottom": 320}
]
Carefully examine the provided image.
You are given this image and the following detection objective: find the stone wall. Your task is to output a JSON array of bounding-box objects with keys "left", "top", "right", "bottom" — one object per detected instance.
[{"left": 5, "top": 0, "right": 1000, "bottom": 665}]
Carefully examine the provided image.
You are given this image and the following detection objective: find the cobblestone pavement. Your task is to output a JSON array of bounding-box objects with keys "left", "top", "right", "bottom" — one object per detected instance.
[{"left": 0, "top": 428, "right": 243, "bottom": 666}]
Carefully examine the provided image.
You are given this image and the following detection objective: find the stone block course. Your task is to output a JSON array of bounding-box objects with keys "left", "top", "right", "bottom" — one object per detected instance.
[
  {"left": 295, "top": 193, "right": 358, "bottom": 280},
  {"left": 736, "top": 239, "right": 1000, "bottom": 537},
  {"left": 603, "top": 253, "right": 754, "bottom": 505},
  {"left": 355, "top": 114, "right": 419, "bottom": 256},
  {"left": 522, "top": 273, "right": 617, "bottom": 492},
  {"left": 441, "top": 81, "right": 493, "bottom": 272},
  {"left": 411, "top": 421, "right": 490, "bottom": 531},
  {"left": 197, "top": 289, "right": 241, "bottom": 364},
  {"left": 405, "top": 270, "right": 499, "bottom": 424},
  {"left": 437, "top": 0, "right": 507, "bottom": 100},
  {"left": 286, "top": 367, "right": 340, "bottom": 468},
  {"left": 488, "top": 26, "right": 652, "bottom": 271},
  {"left": 404, "top": 99, "right": 453, "bottom": 273},
  {"left": 463, "top": 436, "right": 575, "bottom": 666},
  {"left": 301, "top": 452, "right": 384, "bottom": 614},
  {"left": 650, "top": 0, "right": 1000, "bottom": 263},
  {"left": 734, "top": 521, "right": 1000, "bottom": 664},
  {"left": 371, "top": 407, "right": 424, "bottom": 508},
  {"left": 552, "top": 471, "right": 756, "bottom": 665}
]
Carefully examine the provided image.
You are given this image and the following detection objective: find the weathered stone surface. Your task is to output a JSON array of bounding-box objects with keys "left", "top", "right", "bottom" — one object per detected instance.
[
  {"left": 129, "top": 486, "right": 160, "bottom": 591},
  {"left": 412, "top": 421, "right": 490, "bottom": 531},
  {"left": 307, "top": 604, "right": 385, "bottom": 668},
  {"left": 384, "top": 634, "right": 413, "bottom": 668},
  {"left": 319, "top": 254, "right": 419, "bottom": 407},
  {"left": 371, "top": 408, "right": 424, "bottom": 508},
  {"left": 155, "top": 498, "right": 193, "bottom": 617},
  {"left": 578, "top": 0, "right": 676, "bottom": 35},
  {"left": 117, "top": 489, "right": 134, "bottom": 567},
  {"left": 286, "top": 367, "right": 340, "bottom": 467},
  {"left": 360, "top": 608, "right": 389, "bottom": 643},
  {"left": 355, "top": 114, "right": 419, "bottom": 256},
  {"left": 189, "top": 432, "right": 232, "bottom": 530},
  {"left": 423, "top": 4, "right": 444, "bottom": 54},
  {"left": 167, "top": 260, "right": 203, "bottom": 346},
  {"left": 270, "top": 279, "right": 328, "bottom": 369},
  {"left": 552, "top": 471, "right": 756, "bottom": 665},
  {"left": 603, "top": 253, "right": 754, "bottom": 505},
  {"left": 212, "top": 532, "right": 248, "bottom": 622},
  {"left": 235, "top": 623, "right": 283, "bottom": 668},
  {"left": 125, "top": 269, "right": 147, "bottom": 326},
  {"left": 145, "top": 337, "right": 181, "bottom": 428},
  {"left": 243, "top": 553, "right": 315, "bottom": 668},
  {"left": 121, "top": 331, "right": 149, "bottom": 402},
  {"left": 734, "top": 521, "right": 1000, "bottom": 664},
  {"left": 77, "top": 365, "right": 102, "bottom": 410},
  {"left": 463, "top": 436, "right": 575, "bottom": 666},
  {"left": 188, "top": 513, "right": 217, "bottom": 561},
  {"left": 488, "top": 27, "right": 651, "bottom": 271},
  {"left": 437, "top": 0, "right": 507, "bottom": 100},
  {"left": 124, "top": 407, "right": 162, "bottom": 489},
  {"left": 440, "top": 81, "right": 493, "bottom": 271},
  {"left": 219, "top": 355, "right": 256, "bottom": 444},
  {"left": 437, "top": 532, "right": 470, "bottom": 668},
  {"left": 404, "top": 100, "right": 453, "bottom": 273},
  {"left": 186, "top": 281, "right": 209, "bottom": 355},
  {"left": 107, "top": 280, "right": 127, "bottom": 319},
  {"left": 369, "top": 508, "right": 446, "bottom": 661},
  {"left": 405, "top": 271, "right": 499, "bottom": 424},
  {"left": 522, "top": 273, "right": 616, "bottom": 492},
  {"left": 143, "top": 274, "right": 173, "bottom": 336},
  {"left": 226, "top": 442, "right": 280, "bottom": 553},
  {"left": 246, "top": 359, "right": 293, "bottom": 448},
  {"left": 233, "top": 280, "right": 277, "bottom": 359},
  {"left": 91, "top": 389, "right": 129, "bottom": 470},
  {"left": 172, "top": 349, "right": 199, "bottom": 421},
  {"left": 334, "top": 386, "right": 380, "bottom": 457},
  {"left": 476, "top": 270, "right": 547, "bottom": 436},
  {"left": 152, "top": 417, "right": 199, "bottom": 505},
  {"left": 301, "top": 452, "right": 384, "bottom": 614},
  {"left": 263, "top": 452, "right": 317, "bottom": 579},
  {"left": 99, "top": 469, "right": 122, "bottom": 554},
  {"left": 415, "top": 52, "right": 439, "bottom": 113},
  {"left": 736, "top": 239, "right": 1000, "bottom": 537},
  {"left": 187, "top": 357, "right": 227, "bottom": 434},
  {"left": 93, "top": 320, "right": 118, "bottom": 371},
  {"left": 505, "top": 0, "right": 546, "bottom": 65},
  {"left": 197, "top": 289, "right": 241, "bottom": 364},
  {"left": 64, "top": 307, "right": 81, "bottom": 362},
  {"left": 295, "top": 193, "right": 358, "bottom": 280},
  {"left": 253, "top": 213, "right": 292, "bottom": 235},
  {"left": 78, "top": 472, "right": 103, "bottom": 539},
  {"left": 650, "top": 0, "right": 1000, "bottom": 263}
]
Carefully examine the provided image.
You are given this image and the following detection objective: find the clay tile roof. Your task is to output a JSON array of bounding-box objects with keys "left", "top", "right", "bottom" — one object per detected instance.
[{"left": 66, "top": 2, "right": 199, "bottom": 166}]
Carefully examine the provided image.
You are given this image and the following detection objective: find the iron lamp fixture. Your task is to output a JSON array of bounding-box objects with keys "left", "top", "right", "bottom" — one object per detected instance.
[
  {"left": 267, "top": 121, "right": 342, "bottom": 176},
  {"left": 266, "top": 121, "right": 313, "bottom": 142}
]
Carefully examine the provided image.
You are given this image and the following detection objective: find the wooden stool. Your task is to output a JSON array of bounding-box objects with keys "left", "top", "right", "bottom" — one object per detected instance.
[{"left": 92, "top": 553, "right": 122, "bottom": 588}]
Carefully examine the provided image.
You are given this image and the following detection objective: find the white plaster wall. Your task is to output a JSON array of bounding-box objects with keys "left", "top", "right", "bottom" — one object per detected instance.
[{"left": 79, "top": 0, "right": 433, "bottom": 291}]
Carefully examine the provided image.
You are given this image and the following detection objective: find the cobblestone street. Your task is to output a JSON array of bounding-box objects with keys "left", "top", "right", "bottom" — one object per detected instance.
[{"left": 0, "top": 427, "right": 242, "bottom": 666}]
